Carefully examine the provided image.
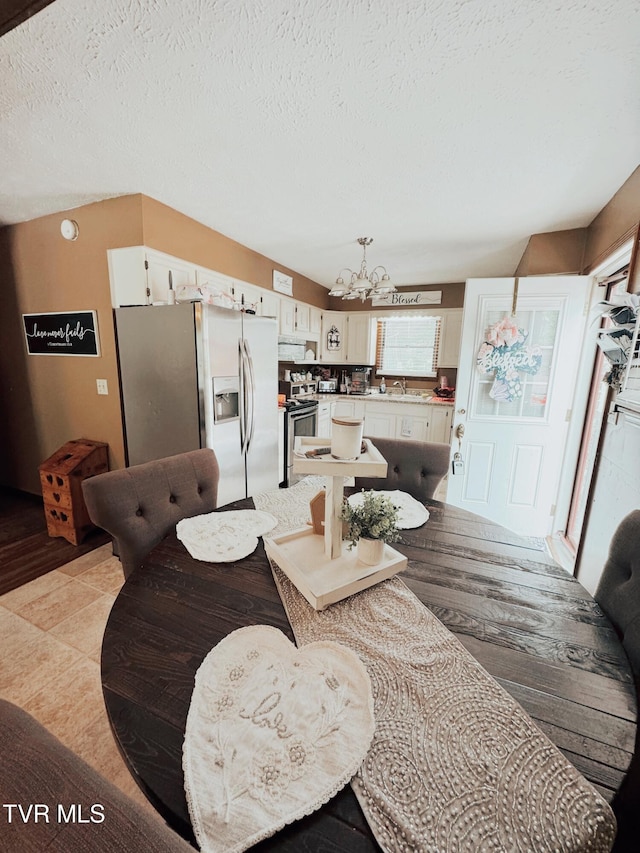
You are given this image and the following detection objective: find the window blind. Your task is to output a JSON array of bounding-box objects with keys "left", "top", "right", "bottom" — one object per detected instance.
[{"left": 375, "top": 315, "right": 441, "bottom": 377}]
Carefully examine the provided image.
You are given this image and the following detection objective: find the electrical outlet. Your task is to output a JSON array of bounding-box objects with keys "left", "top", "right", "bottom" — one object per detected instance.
[{"left": 96, "top": 379, "right": 108, "bottom": 395}]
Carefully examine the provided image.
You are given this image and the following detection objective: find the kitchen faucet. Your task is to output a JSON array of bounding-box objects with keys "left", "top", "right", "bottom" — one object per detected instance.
[{"left": 393, "top": 378, "right": 407, "bottom": 395}]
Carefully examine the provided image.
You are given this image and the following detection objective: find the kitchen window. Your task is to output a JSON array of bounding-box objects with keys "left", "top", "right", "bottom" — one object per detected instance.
[{"left": 375, "top": 315, "right": 441, "bottom": 377}]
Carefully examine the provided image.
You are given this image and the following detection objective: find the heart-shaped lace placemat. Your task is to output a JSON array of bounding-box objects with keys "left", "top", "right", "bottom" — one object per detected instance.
[
  {"left": 183, "top": 625, "right": 375, "bottom": 853},
  {"left": 176, "top": 509, "right": 278, "bottom": 562}
]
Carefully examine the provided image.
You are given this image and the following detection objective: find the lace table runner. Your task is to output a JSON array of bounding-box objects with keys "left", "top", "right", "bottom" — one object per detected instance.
[{"left": 270, "top": 566, "right": 617, "bottom": 853}]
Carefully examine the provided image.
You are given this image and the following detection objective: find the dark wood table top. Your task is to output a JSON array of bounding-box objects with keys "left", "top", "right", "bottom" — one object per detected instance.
[{"left": 101, "top": 496, "right": 637, "bottom": 850}]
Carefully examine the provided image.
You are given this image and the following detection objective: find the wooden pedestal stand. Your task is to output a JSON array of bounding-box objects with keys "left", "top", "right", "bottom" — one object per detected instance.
[{"left": 264, "top": 437, "right": 408, "bottom": 610}]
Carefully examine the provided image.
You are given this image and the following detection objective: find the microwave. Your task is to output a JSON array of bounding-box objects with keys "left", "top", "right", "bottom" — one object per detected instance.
[{"left": 318, "top": 379, "right": 337, "bottom": 393}]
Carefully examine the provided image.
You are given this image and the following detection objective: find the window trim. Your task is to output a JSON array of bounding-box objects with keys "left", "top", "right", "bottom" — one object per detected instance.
[{"left": 374, "top": 312, "right": 442, "bottom": 379}]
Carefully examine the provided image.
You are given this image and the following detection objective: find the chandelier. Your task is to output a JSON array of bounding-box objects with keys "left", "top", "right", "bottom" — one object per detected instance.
[{"left": 328, "top": 237, "right": 396, "bottom": 301}]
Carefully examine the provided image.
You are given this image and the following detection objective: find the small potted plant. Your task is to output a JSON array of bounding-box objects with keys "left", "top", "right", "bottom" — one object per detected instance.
[{"left": 341, "top": 490, "right": 401, "bottom": 565}]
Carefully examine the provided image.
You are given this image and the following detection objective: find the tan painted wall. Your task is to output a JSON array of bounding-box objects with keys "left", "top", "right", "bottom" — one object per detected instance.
[
  {"left": 140, "top": 196, "right": 329, "bottom": 308},
  {"left": 583, "top": 166, "right": 640, "bottom": 272},
  {"left": 514, "top": 166, "right": 640, "bottom": 280},
  {"left": 0, "top": 193, "right": 329, "bottom": 493},
  {"left": 514, "top": 228, "right": 587, "bottom": 277},
  {"left": 0, "top": 195, "right": 143, "bottom": 493}
]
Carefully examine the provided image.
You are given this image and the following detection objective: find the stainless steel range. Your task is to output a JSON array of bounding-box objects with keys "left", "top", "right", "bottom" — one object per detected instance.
[{"left": 282, "top": 398, "right": 318, "bottom": 486}]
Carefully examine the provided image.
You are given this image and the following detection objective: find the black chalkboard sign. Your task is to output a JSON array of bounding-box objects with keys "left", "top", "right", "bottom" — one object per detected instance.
[{"left": 23, "top": 311, "right": 100, "bottom": 357}]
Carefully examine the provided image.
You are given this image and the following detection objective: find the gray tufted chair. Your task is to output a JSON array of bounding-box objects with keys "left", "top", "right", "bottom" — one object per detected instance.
[
  {"left": 0, "top": 698, "right": 194, "bottom": 852},
  {"left": 82, "top": 449, "right": 219, "bottom": 579},
  {"left": 595, "top": 510, "right": 640, "bottom": 853},
  {"left": 595, "top": 510, "right": 640, "bottom": 681},
  {"left": 355, "top": 437, "right": 450, "bottom": 502}
]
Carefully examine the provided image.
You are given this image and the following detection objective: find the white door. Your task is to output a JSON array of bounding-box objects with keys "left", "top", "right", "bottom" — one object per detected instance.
[{"left": 446, "top": 276, "right": 592, "bottom": 537}]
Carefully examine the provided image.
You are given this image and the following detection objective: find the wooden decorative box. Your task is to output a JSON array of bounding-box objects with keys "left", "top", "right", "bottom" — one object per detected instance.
[{"left": 39, "top": 438, "right": 108, "bottom": 545}]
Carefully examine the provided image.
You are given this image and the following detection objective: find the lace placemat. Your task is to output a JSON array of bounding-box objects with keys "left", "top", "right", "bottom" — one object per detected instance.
[
  {"left": 269, "top": 567, "right": 617, "bottom": 853},
  {"left": 176, "top": 509, "right": 278, "bottom": 562},
  {"left": 347, "top": 489, "right": 430, "bottom": 529},
  {"left": 183, "top": 625, "right": 375, "bottom": 853}
]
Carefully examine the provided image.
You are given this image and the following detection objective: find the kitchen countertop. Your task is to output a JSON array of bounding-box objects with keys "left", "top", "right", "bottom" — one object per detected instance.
[{"left": 313, "top": 393, "right": 454, "bottom": 406}]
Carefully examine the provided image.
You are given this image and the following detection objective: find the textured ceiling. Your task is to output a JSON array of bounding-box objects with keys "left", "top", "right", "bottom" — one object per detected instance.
[{"left": 1, "top": 0, "right": 639, "bottom": 287}]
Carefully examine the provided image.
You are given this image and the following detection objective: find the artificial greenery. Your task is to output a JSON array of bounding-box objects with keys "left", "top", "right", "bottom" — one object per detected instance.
[{"left": 341, "top": 490, "right": 401, "bottom": 549}]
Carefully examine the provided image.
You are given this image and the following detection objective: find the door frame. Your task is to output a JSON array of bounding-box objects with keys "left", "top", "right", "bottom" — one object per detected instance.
[{"left": 550, "top": 239, "right": 634, "bottom": 567}]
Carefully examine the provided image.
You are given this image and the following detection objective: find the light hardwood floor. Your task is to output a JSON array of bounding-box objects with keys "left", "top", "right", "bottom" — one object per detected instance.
[{"left": 0, "top": 544, "right": 153, "bottom": 812}]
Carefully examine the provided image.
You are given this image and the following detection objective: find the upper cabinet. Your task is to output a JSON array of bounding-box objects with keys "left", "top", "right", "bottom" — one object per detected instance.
[
  {"left": 309, "top": 306, "right": 322, "bottom": 338},
  {"left": 346, "top": 312, "right": 374, "bottom": 364},
  {"left": 108, "top": 246, "right": 198, "bottom": 306},
  {"left": 438, "top": 309, "right": 463, "bottom": 368},
  {"left": 294, "top": 302, "right": 310, "bottom": 334},
  {"left": 108, "top": 247, "right": 283, "bottom": 321},
  {"left": 146, "top": 252, "right": 196, "bottom": 303},
  {"left": 279, "top": 298, "right": 296, "bottom": 335},
  {"left": 320, "top": 311, "right": 374, "bottom": 364},
  {"left": 278, "top": 297, "right": 321, "bottom": 341}
]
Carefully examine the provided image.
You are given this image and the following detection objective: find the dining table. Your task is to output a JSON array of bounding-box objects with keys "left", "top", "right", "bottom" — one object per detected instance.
[{"left": 101, "top": 490, "right": 637, "bottom": 851}]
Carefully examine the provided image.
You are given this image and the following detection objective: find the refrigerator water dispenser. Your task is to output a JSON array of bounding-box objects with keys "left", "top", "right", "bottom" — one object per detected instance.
[{"left": 213, "top": 376, "right": 239, "bottom": 423}]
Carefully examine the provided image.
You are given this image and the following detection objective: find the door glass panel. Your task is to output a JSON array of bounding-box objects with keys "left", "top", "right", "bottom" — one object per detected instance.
[{"left": 472, "top": 306, "right": 561, "bottom": 421}]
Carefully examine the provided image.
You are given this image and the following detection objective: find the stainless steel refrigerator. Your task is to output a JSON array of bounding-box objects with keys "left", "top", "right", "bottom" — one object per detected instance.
[{"left": 115, "top": 302, "right": 279, "bottom": 506}]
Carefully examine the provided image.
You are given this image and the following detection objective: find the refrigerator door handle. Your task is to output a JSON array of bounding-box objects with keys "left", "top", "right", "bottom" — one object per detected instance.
[
  {"left": 244, "top": 339, "right": 257, "bottom": 452},
  {"left": 239, "top": 338, "right": 248, "bottom": 455}
]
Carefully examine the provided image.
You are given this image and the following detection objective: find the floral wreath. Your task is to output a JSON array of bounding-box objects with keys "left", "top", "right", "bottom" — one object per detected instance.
[{"left": 477, "top": 316, "right": 542, "bottom": 402}]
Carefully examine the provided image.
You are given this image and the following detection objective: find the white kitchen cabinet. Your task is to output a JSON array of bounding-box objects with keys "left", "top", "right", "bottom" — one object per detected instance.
[
  {"left": 333, "top": 398, "right": 365, "bottom": 419},
  {"left": 438, "top": 309, "right": 463, "bottom": 368},
  {"left": 257, "top": 289, "right": 280, "bottom": 318},
  {"left": 395, "top": 408, "right": 430, "bottom": 441},
  {"left": 230, "top": 281, "right": 260, "bottom": 312},
  {"left": 107, "top": 246, "right": 147, "bottom": 306},
  {"left": 428, "top": 405, "right": 453, "bottom": 444},
  {"left": 309, "top": 306, "right": 322, "bottom": 339},
  {"left": 279, "top": 298, "right": 296, "bottom": 335},
  {"left": 316, "top": 401, "right": 332, "bottom": 438},
  {"left": 146, "top": 250, "right": 196, "bottom": 304},
  {"left": 107, "top": 246, "right": 198, "bottom": 307},
  {"left": 320, "top": 311, "right": 348, "bottom": 362},
  {"left": 295, "top": 302, "right": 310, "bottom": 334},
  {"left": 363, "top": 401, "right": 397, "bottom": 438},
  {"left": 346, "top": 313, "right": 374, "bottom": 364}
]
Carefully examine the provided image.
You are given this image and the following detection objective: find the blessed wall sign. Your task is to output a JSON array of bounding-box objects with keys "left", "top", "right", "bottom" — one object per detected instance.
[
  {"left": 371, "top": 290, "right": 442, "bottom": 308},
  {"left": 23, "top": 311, "right": 100, "bottom": 357}
]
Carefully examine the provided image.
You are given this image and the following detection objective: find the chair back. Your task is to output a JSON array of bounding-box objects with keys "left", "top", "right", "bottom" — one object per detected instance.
[
  {"left": 355, "top": 437, "right": 450, "bottom": 501},
  {"left": 82, "top": 449, "right": 219, "bottom": 578},
  {"left": 595, "top": 510, "right": 640, "bottom": 681},
  {"left": 595, "top": 510, "right": 640, "bottom": 851}
]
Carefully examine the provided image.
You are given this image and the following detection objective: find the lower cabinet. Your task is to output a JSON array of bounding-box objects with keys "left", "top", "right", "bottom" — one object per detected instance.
[
  {"left": 395, "top": 412, "right": 430, "bottom": 441},
  {"left": 314, "top": 397, "right": 453, "bottom": 445},
  {"left": 361, "top": 399, "right": 453, "bottom": 444},
  {"left": 428, "top": 406, "right": 453, "bottom": 444},
  {"left": 316, "top": 402, "right": 332, "bottom": 439},
  {"left": 364, "top": 410, "right": 396, "bottom": 438}
]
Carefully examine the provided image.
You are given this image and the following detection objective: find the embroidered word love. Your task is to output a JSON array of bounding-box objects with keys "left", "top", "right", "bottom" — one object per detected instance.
[{"left": 239, "top": 692, "right": 292, "bottom": 739}]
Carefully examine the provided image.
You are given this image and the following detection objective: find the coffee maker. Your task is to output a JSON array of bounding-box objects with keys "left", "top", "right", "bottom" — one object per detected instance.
[{"left": 349, "top": 366, "right": 371, "bottom": 395}]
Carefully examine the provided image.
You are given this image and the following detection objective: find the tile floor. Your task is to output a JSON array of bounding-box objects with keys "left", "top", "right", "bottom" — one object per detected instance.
[{"left": 0, "top": 544, "right": 153, "bottom": 812}]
